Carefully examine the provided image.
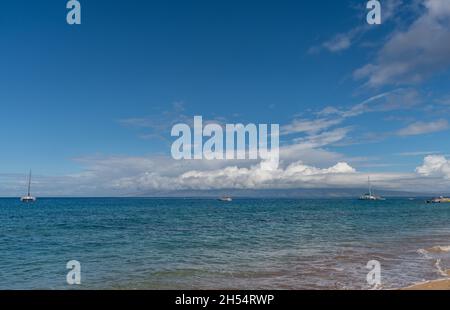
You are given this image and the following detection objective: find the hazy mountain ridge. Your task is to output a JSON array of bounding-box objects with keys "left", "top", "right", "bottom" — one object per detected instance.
[{"left": 131, "top": 188, "right": 439, "bottom": 199}]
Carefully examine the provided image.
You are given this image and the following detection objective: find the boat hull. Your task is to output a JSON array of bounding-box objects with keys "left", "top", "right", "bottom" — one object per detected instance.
[
  {"left": 20, "top": 196, "right": 36, "bottom": 202},
  {"left": 427, "top": 197, "right": 450, "bottom": 203},
  {"left": 359, "top": 195, "right": 385, "bottom": 201},
  {"left": 218, "top": 197, "right": 233, "bottom": 202}
]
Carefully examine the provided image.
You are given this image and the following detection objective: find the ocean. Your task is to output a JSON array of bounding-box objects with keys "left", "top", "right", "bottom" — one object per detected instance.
[{"left": 1, "top": 198, "right": 449, "bottom": 290}]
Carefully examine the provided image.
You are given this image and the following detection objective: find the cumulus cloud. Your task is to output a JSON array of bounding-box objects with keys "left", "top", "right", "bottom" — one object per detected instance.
[
  {"left": 416, "top": 155, "right": 450, "bottom": 179},
  {"left": 141, "top": 160, "right": 357, "bottom": 191},
  {"left": 6, "top": 153, "right": 450, "bottom": 197},
  {"left": 19, "top": 156, "right": 355, "bottom": 195},
  {"left": 53, "top": 155, "right": 450, "bottom": 194},
  {"left": 67, "top": 149, "right": 358, "bottom": 192},
  {"left": 354, "top": 0, "right": 450, "bottom": 87}
]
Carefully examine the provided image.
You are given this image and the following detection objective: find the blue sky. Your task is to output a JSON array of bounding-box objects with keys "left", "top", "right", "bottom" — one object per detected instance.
[{"left": 1, "top": 0, "right": 450, "bottom": 196}]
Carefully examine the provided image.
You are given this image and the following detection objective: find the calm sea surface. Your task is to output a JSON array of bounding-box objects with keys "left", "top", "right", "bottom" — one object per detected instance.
[{"left": 1, "top": 198, "right": 449, "bottom": 289}]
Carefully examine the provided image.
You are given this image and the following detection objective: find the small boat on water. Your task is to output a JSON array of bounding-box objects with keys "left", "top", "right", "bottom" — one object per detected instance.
[
  {"left": 359, "top": 177, "right": 385, "bottom": 201},
  {"left": 426, "top": 196, "right": 450, "bottom": 204},
  {"left": 20, "top": 170, "right": 36, "bottom": 203},
  {"left": 218, "top": 196, "right": 233, "bottom": 202}
]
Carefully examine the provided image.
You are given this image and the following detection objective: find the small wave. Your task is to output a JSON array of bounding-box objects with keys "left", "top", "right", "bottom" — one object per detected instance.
[
  {"left": 417, "top": 245, "right": 450, "bottom": 258},
  {"left": 434, "top": 259, "right": 450, "bottom": 278},
  {"left": 417, "top": 248, "right": 432, "bottom": 259}
]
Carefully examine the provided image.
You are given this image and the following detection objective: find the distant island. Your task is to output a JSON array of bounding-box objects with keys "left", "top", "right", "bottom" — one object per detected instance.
[{"left": 123, "top": 188, "right": 443, "bottom": 199}]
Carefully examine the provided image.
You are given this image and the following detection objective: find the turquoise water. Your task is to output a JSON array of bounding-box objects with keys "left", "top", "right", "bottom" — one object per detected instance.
[{"left": 1, "top": 198, "right": 449, "bottom": 289}]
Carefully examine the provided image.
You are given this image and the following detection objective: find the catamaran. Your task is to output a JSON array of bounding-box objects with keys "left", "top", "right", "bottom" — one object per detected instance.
[
  {"left": 20, "top": 170, "right": 36, "bottom": 202},
  {"left": 359, "top": 176, "right": 385, "bottom": 201}
]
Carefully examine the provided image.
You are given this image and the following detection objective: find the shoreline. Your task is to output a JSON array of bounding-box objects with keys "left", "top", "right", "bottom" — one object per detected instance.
[{"left": 402, "top": 278, "right": 450, "bottom": 290}]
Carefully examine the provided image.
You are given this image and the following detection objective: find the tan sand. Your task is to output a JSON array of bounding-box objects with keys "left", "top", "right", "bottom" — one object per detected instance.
[{"left": 402, "top": 278, "right": 450, "bottom": 290}]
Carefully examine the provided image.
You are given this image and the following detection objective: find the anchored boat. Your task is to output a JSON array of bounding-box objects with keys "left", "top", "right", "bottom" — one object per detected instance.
[
  {"left": 426, "top": 196, "right": 450, "bottom": 204},
  {"left": 218, "top": 196, "right": 233, "bottom": 202},
  {"left": 359, "top": 177, "right": 385, "bottom": 201},
  {"left": 20, "top": 170, "right": 36, "bottom": 203}
]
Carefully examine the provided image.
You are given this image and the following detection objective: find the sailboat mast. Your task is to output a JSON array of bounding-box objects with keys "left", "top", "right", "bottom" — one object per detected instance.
[
  {"left": 368, "top": 176, "right": 372, "bottom": 196},
  {"left": 27, "top": 170, "right": 31, "bottom": 197}
]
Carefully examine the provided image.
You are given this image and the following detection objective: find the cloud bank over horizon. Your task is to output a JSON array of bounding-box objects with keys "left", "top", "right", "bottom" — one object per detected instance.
[{"left": 2, "top": 154, "right": 450, "bottom": 197}]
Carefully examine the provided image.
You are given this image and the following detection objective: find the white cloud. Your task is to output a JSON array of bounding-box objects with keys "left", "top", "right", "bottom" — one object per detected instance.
[
  {"left": 396, "top": 119, "right": 448, "bottom": 136},
  {"left": 60, "top": 155, "right": 450, "bottom": 194},
  {"left": 355, "top": 0, "right": 450, "bottom": 87},
  {"left": 416, "top": 155, "right": 450, "bottom": 179},
  {"left": 165, "top": 160, "right": 357, "bottom": 190},
  {"left": 6, "top": 153, "right": 450, "bottom": 197}
]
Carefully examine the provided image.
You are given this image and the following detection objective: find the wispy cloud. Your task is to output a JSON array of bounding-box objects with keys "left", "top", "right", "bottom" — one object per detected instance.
[
  {"left": 436, "top": 95, "right": 450, "bottom": 106},
  {"left": 311, "top": 27, "right": 364, "bottom": 54},
  {"left": 354, "top": 0, "right": 450, "bottom": 87},
  {"left": 288, "top": 127, "right": 352, "bottom": 150},
  {"left": 396, "top": 119, "right": 449, "bottom": 136},
  {"left": 309, "top": 0, "right": 403, "bottom": 54},
  {"left": 281, "top": 118, "right": 343, "bottom": 135},
  {"left": 275, "top": 87, "right": 431, "bottom": 154},
  {"left": 118, "top": 102, "right": 191, "bottom": 141},
  {"left": 317, "top": 88, "right": 421, "bottom": 118},
  {"left": 395, "top": 151, "right": 441, "bottom": 157}
]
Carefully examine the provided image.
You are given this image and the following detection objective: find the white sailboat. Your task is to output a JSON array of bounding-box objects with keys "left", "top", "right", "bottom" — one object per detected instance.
[
  {"left": 359, "top": 176, "right": 385, "bottom": 201},
  {"left": 218, "top": 196, "right": 233, "bottom": 202},
  {"left": 20, "top": 170, "right": 36, "bottom": 202}
]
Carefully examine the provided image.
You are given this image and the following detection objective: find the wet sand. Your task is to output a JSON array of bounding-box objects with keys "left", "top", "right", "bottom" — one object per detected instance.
[{"left": 403, "top": 279, "right": 450, "bottom": 290}]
